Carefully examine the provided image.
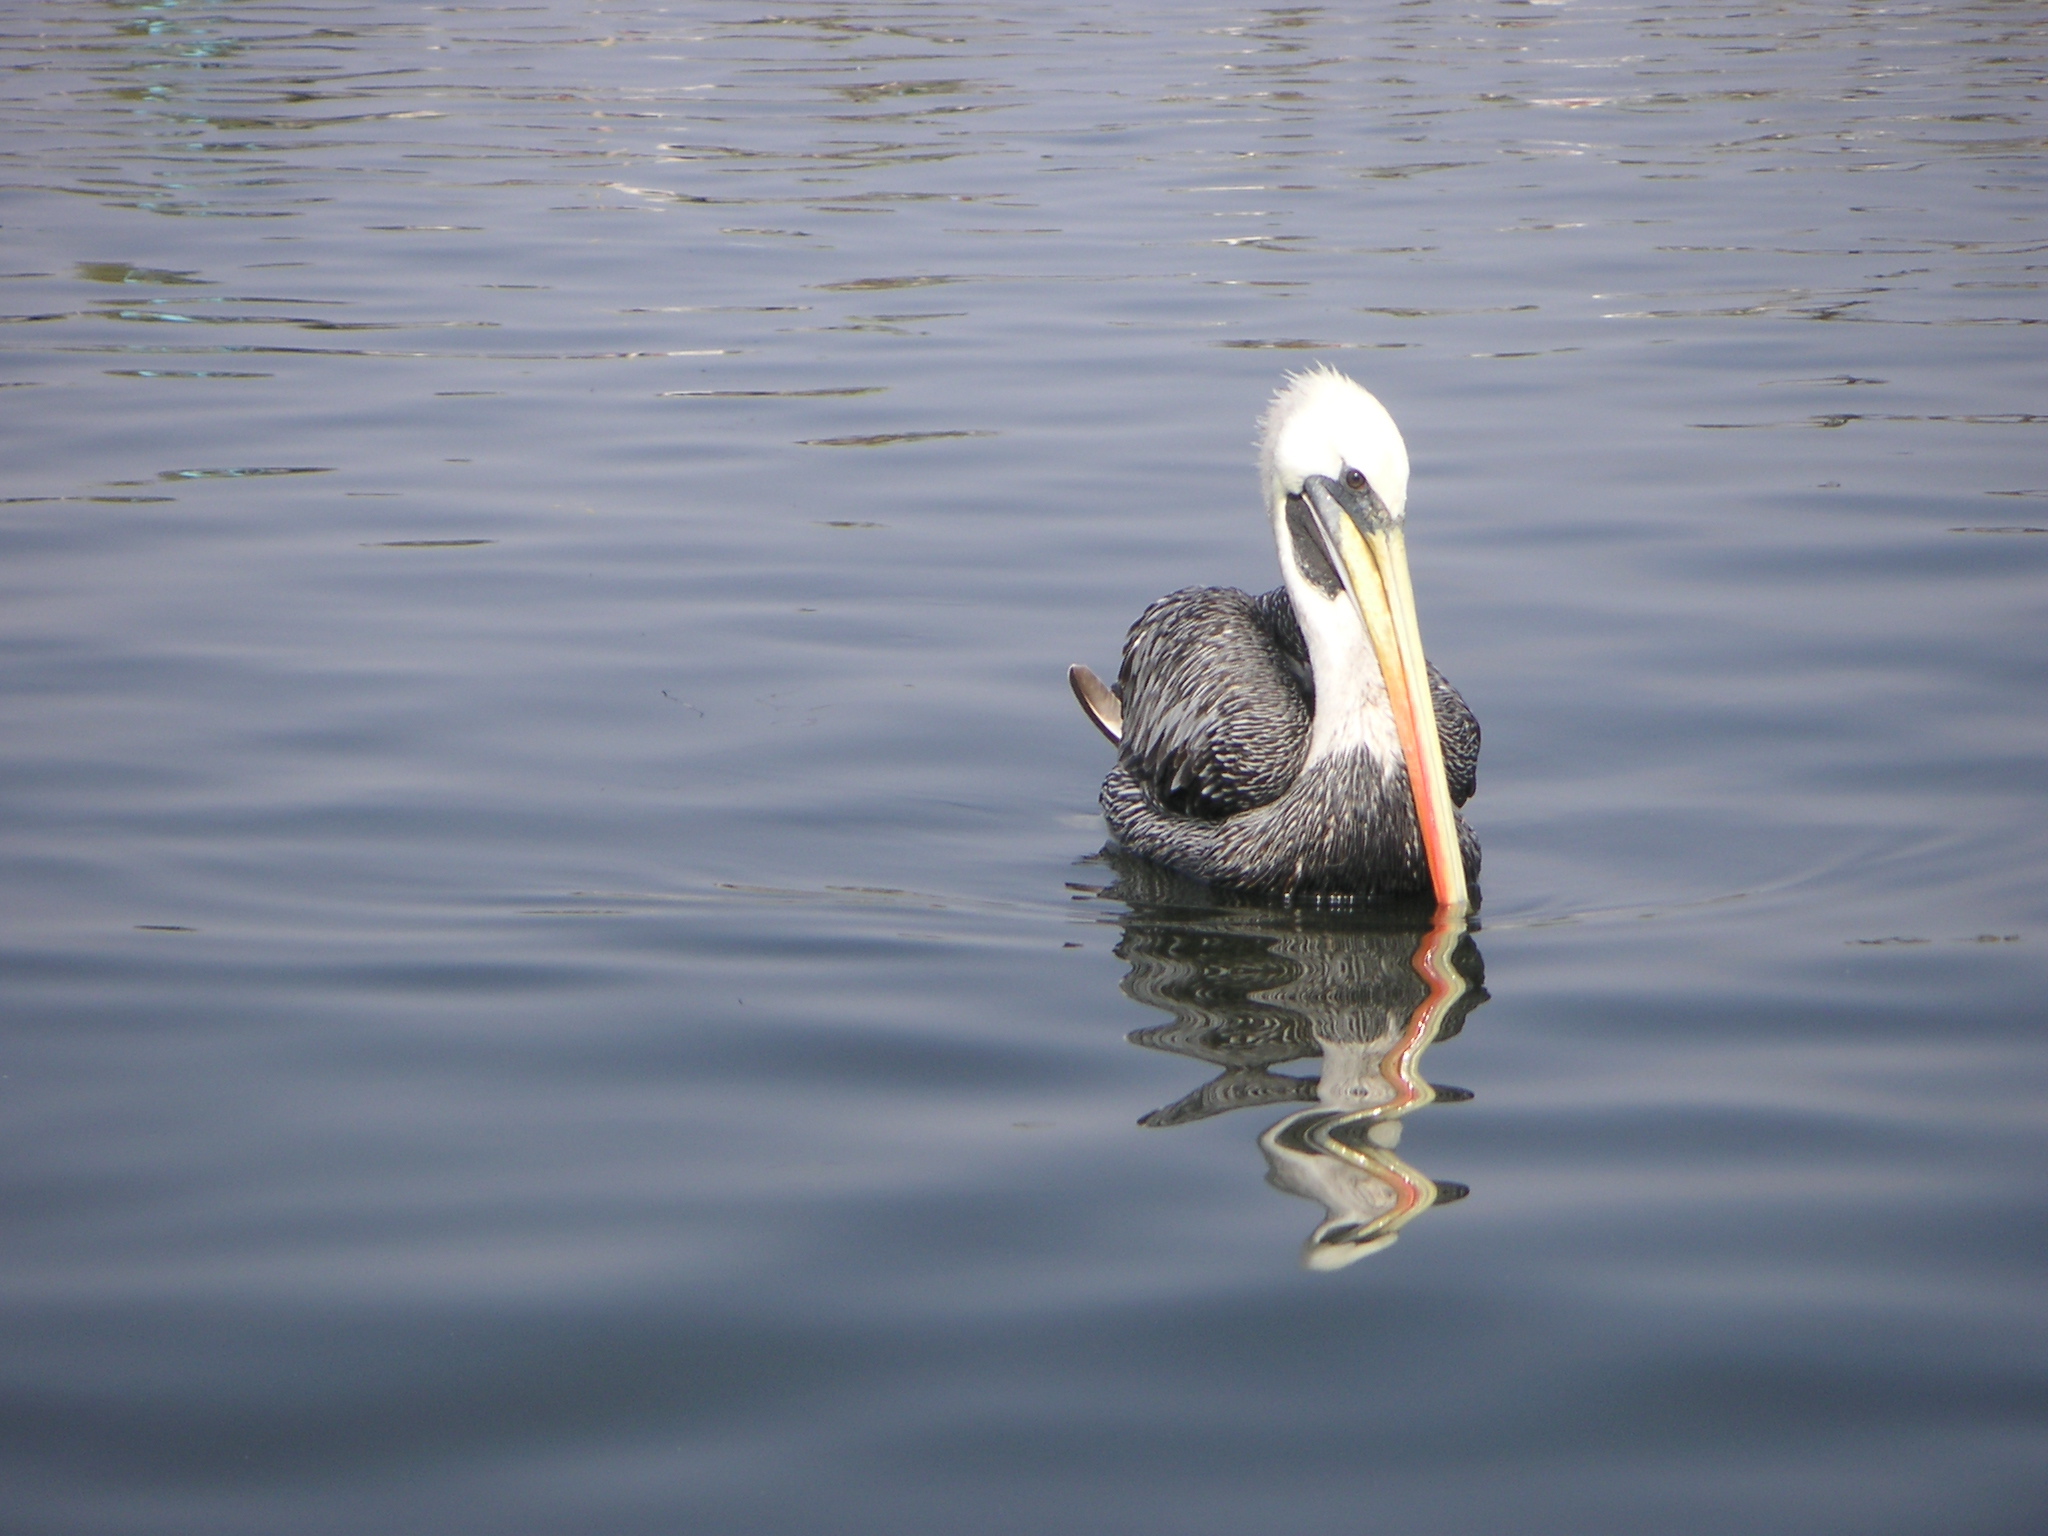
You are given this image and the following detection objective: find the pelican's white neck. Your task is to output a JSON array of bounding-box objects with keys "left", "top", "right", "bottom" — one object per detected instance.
[{"left": 1281, "top": 567, "right": 1405, "bottom": 773}]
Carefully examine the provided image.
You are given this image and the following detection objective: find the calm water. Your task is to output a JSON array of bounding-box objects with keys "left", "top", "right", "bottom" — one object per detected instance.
[{"left": 4, "top": 2, "right": 2045, "bottom": 1531}]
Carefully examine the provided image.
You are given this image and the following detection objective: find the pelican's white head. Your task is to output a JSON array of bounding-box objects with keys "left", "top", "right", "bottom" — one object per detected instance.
[{"left": 1259, "top": 366, "right": 1409, "bottom": 523}]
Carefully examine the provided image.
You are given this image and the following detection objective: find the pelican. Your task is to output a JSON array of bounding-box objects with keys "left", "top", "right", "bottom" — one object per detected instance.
[{"left": 1071, "top": 368, "right": 1479, "bottom": 908}]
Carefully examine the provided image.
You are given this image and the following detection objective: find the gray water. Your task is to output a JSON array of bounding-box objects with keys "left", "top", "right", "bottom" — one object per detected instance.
[{"left": 4, "top": 2, "right": 2045, "bottom": 1531}]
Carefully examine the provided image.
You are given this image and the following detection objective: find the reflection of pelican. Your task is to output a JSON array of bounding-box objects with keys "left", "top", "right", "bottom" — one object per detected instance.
[
  {"left": 1071, "top": 368, "right": 1479, "bottom": 908},
  {"left": 1100, "top": 855, "right": 1486, "bottom": 1267}
]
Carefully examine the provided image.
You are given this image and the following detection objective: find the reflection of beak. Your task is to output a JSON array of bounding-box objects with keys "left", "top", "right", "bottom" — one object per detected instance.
[
  {"left": 1308, "top": 482, "right": 1468, "bottom": 911},
  {"left": 1259, "top": 1108, "right": 1446, "bottom": 1269}
]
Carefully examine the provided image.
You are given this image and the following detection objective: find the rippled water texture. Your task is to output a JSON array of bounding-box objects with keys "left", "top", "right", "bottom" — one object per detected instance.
[{"left": 4, "top": 3, "right": 2045, "bottom": 1532}]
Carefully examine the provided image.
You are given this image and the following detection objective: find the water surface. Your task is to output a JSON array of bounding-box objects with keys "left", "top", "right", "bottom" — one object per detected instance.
[{"left": 4, "top": 3, "right": 2045, "bottom": 1532}]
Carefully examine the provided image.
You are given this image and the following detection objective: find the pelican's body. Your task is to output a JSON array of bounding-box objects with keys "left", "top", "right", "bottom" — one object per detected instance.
[{"left": 1073, "top": 370, "right": 1480, "bottom": 906}]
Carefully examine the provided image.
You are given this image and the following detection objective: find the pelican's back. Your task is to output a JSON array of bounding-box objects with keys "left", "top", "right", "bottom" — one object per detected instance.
[{"left": 1116, "top": 587, "right": 1312, "bottom": 820}]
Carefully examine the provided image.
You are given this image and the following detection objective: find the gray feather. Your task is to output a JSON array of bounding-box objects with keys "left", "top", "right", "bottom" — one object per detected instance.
[{"left": 1116, "top": 587, "right": 1310, "bottom": 819}]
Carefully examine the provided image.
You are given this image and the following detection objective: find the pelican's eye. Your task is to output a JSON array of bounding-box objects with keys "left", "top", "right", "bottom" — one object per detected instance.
[{"left": 1341, "top": 467, "right": 1368, "bottom": 493}]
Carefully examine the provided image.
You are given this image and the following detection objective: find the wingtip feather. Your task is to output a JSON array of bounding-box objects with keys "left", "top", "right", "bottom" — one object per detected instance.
[{"left": 1068, "top": 664, "right": 1123, "bottom": 745}]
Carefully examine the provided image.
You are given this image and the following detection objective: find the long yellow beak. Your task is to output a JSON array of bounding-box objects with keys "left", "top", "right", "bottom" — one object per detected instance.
[{"left": 1333, "top": 517, "right": 1469, "bottom": 912}]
